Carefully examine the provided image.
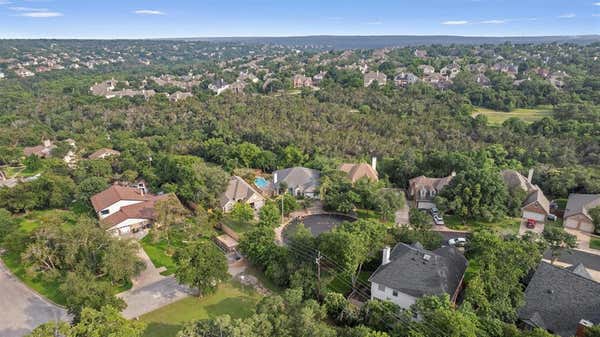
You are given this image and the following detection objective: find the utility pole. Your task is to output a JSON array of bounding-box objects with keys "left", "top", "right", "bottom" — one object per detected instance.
[{"left": 315, "top": 250, "right": 322, "bottom": 300}]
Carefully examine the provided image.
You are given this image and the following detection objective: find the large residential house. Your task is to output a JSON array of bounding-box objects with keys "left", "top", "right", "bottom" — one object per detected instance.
[
  {"left": 519, "top": 262, "right": 600, "bottom": 337},
  {"left": 363, "top": 71, "right": 387, "bottom": 87},
  {"left": 564, "top": 194, "right": 600, "bottom": 233},
  {"left": 209, "top": 79, "right": 230, "bottom": 95},
  {"left": 91, "top": 184, "right": 176, "bottom": 236},
  {"left": 273, "top": 167, "right": 320, "bottom": 198},
  {"left": 23, "top": 139, "right": 55, "bottom": 158},
  {"left": 88, "top": 148, "right": 120, "bottom": 160},
  {"left": 408, "top": 172, "right": 456, "bottom": 209},
  {"left": 418, "top": 64, "right": 435, "bottom": 75},
  {"left": 292, "top": 74, "right": 313, "bottom": 88},
  {"left": 394, "top": 72, "right": 419, "bottom": 87},
  {"left": 338, "top": 157, "right": 378, "bottom": 184},
  {"left": 369, "top": 242, "right": 467, "bottom": 309},
  {"left": 220, "top": 176, "right": 265, "bottom": 213},
  {"left": 501, "top": 169, "right": 550, "bottom": 223},
  {"left": 168, "top": 91, "right": 193, "bottom": 102}
]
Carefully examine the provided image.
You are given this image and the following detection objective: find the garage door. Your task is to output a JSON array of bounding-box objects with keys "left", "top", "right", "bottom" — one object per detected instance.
[
  {"left": 580, "top": 221, "right": 594, "bottom": 233},
  {"left": 523, "top": 211, "right": 545, "bottom": 222},
  {"left": 564, "top": 218, "right": 579, "bottom": 229},
  {"left": 417, "top": 202, "right": 436, "bottom": 210}
]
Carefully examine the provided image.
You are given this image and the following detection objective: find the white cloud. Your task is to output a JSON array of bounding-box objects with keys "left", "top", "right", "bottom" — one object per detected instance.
[
  {"left": 9, "top": 6, "right": 48, "bottom": 11},
  {"left": 558, "top": 13, "right": 576, "bottom": 18},
  {"left": 134, "top": 9, "right": 165, "bottom": 15},
  {"left": 594, "top": 2, "right": 600, "bottom": 6},
  {"left": 481, "top": 19, "right": 506, "bottom": 24},
  {"left": 20, "top": 11, "right": 62, "bottom": 17},
  {"left": 442, "top": 20, "right": 468, "bottom": 25},
  {"left": 366, "top": 21, "right": 383, "bottom": 25},
  {"left": 593, "top": 13, "right": 600, "bottom": 16},
  {"left": 0, "top": 0, "right": 12, "bottom": 4}
]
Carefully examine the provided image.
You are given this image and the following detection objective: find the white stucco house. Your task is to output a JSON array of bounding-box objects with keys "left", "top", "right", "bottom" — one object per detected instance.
[{"left": 90, "top": 183, "right": 176, "bottom": 236}]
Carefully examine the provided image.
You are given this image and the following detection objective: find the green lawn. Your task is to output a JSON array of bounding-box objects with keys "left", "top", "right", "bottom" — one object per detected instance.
[
  {"left": 140, "top": 282, "right": 261, "bottom": 337},
  {"left": 444, "top": 215, "right": 521, "bottom": 235},
  {"left": 590, "top": 237, "right": 600, "bottom": 251},
  {"left": 140, "top": 236, "right": 178, "bottom": 276},
  {"left": 1, "top": 251, "right": 67, "bottom": 305},
  {"left": 222, "top": 218, "right": 255, "bottom": 235},
  {"left": 473, "top": 106, "right": 552, "bottom": 125},
  {"left": 16, "top": 209, "right": 78, "bottom": 233}
]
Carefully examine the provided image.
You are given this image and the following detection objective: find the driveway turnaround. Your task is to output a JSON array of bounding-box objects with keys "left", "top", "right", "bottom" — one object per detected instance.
[{"left": 0, "top": 260, "right": 69, "bottom": 337}]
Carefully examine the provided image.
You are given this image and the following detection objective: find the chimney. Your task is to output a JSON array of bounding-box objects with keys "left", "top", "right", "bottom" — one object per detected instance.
[
  {"left": 527, "top": 168, "right": 534, "bottom": 183},
  {"left": 273, "top": 172, "right": 278, "bottom": 185},
  {"left": 371, "top": 157, "right": 377, "bottom": 172},
  {"left": 451, "top": 170, "right": 456, "bottom": 177},
  {"left": 382, "top": 246, "right": 391, "bottom": 265},
  {"left": 576, "top": 319, "right": 593, "bottom": 337},
  {"left": 42, "top": 139, "right": 52, "bottom": 148}
]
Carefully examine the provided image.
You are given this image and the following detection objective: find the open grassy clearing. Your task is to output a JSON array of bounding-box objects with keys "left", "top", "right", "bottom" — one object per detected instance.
[
  {"left": 444, "top": 214, "right": 521, "bottom": 235},
  {"left": 590, "top": 237, "right": 600, "bottom": 251},
  {"left": 473, "top": 106, "right": 552, "bottom": 125},
  {"left": 140, "top": 281, "right": 261, "bottom": 337}
]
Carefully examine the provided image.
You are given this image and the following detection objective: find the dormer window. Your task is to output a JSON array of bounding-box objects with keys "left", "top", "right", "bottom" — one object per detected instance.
[{"left": 100, "top": 209, "right": 109, "bottom": 215}]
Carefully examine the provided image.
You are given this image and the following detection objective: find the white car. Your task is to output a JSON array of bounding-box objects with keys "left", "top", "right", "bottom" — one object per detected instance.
[
  {"left": 448, "top": 237, "right": 467, "bottom": 247},
  {"left": 433, "top": 214, "right": 444, "bottom": 225}
]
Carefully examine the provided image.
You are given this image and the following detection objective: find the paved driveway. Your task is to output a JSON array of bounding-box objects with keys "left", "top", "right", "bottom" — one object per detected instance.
[
  {"left": 117, "top": 247, "right": 192, "bottom": 319},
  {"left": 0, "top": 260, "right": 69, "bottom": 337},
  {"left": 118, "top": 276, "right": 191, "bottom": 319}
]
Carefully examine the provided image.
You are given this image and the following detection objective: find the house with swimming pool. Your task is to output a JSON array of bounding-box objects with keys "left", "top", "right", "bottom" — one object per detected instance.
[
  {"left": 220, "top": 176, "right": 265, "bottom": 213},
  {"left": 273, "top": 166, "right": 320, "bottom": 198}
]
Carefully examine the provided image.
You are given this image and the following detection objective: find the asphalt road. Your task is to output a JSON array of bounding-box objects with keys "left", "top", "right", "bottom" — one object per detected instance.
[{"left": 0, "top": 260, "right": 68, "bottom": 337}]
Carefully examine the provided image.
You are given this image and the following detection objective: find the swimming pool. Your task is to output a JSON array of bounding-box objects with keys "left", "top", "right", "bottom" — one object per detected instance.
[{"left": 254, "top": 177, "right": 269, "bottom": 189}]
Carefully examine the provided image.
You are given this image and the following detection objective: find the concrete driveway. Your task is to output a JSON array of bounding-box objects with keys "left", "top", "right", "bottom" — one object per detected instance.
[
  {"left": 117, "top": 247, "right": 192, "bottom": 319},
  {"left": 0, "top": 260, "right": 69, "bottom": 337}
]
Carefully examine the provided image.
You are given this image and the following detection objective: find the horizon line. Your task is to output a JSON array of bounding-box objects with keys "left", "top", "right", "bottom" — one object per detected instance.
[{"left": 0, "top": 33, "right": 599, "bottom": 41}]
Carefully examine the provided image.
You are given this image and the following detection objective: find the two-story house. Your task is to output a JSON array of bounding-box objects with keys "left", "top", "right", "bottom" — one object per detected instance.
[
  {"left": 369, "top": 242, "right": 467, "bottom": 309},
  {"left": 408, "top": 172, "right": 455, "bottom": 209}
]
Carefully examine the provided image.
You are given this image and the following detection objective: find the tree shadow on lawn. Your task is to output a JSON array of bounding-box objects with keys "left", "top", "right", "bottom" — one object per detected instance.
[
  {"left": 142, "top": 322, "right": 182, "bottom": 337},
  {"left": 204, "top": 296, "right": 257, "bottom": 319}
]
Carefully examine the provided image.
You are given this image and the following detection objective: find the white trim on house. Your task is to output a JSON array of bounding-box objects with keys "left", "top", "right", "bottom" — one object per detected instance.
[
  {"left": 370, "top": 282, "right": 416, "bottom": 309},
  {"left": 98, "top": 200, "right": 143, "bottom": 219}
]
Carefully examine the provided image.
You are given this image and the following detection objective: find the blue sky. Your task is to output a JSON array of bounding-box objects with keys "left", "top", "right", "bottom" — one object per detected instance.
[{"left": 0, "top": 0, "right": 598, "bottom": 38}]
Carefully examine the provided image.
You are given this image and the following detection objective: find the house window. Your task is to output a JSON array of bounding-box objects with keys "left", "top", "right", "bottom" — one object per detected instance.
[
  {"left": 100, "top": 209, "right": 109, "bottom": 215},
  {"left": 378, "top": 284, "right": 385, "bottom": 292},
  {"left": 392, "top": 290, "right": 398, "bottom": 297}
]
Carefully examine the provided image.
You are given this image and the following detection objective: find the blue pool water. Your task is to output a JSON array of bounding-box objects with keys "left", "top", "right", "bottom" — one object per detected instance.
[{"left": 254, "top": 177, "right": 269, "bottom": 189}]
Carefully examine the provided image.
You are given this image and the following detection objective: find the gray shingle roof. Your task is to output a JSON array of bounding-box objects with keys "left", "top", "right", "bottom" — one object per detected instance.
[
  {"left": 368, "top": 243, "right": 467, "bottom": 298},
  {"left": 519, "top": 262, "right": 600, "bottom": 337},
  {"left": 564, "top": 193, "right": 600, "bottom": 220},
  {"left": 220, "top": 176, "right": 264, "bottom": 208},
  {"left": 274, "top": 167, "right": 320, "bottom": 193}
]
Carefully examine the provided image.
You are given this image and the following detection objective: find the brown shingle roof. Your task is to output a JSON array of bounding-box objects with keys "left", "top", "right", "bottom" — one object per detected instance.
[
  {"left": 90, "top": 185, "right": 150, "bottom": 212},
  {"left": 339, "top": 163, "right": 378, "bottom": 183},
  {"left": 100, "top": 193, "right": 173, "bottom": 228}
]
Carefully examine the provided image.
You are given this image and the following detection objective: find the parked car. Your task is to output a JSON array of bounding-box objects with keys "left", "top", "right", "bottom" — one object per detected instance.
[
  {"left": 547, "top": 214, "right": 557, "bottom": 221},
  {"left": 433, "top": 214, "right": 444, "bottom": 225},
  {"left": 526, "top": 219, "right": 536, "bottom": 229},
  {"left": 430, "top": 207, "right": 439, "bottom": 216},
  {"left": 449, "top": 237, "right": 467, "bottom": 247}
]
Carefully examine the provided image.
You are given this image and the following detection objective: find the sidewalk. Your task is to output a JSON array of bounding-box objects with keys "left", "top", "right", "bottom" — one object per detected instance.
[{"left": 565, "top": 228, "right": 600, "bottom": 256}]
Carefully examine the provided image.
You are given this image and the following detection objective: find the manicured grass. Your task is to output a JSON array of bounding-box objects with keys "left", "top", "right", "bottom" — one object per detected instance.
[
  {"left": 140, "top": 236, "right": 178, "bottom": 276},
  {"left": 244, "top": 264, "right": 283, "bottom": 293},
  {"left": 590, "top": 238, "right": 600, "bottom": 251},
  {"left": 223, "top": 219, "right": 255, "bottom": 235},
  {"left": 16, "top": 209, "right": 78, "bottom": 233},
  {"left": 1, "top": 251, "right": 67, "bottom": 305},
  {"left": 444, "top": 215, "right": 521, "bottom": 235},
  {"left": 473, "top": 106, "right": 552, "bottom": 125},
  {"left": 140, "top": 282, "right": 261, "bottom": 337}
]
